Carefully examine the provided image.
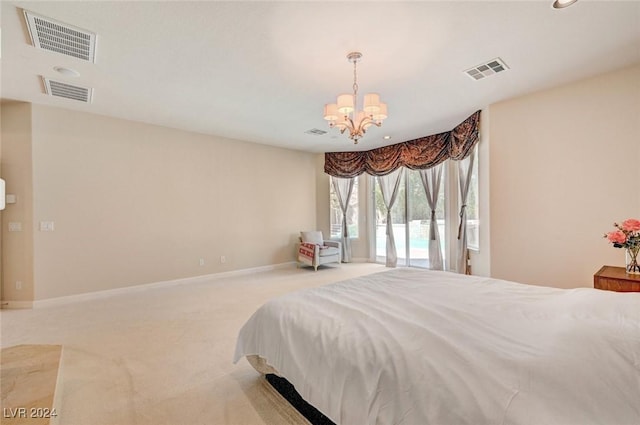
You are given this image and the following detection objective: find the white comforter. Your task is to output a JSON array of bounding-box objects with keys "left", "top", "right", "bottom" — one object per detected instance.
[{"left": 234, "top": 268, "right": 640, "bottom": 425}]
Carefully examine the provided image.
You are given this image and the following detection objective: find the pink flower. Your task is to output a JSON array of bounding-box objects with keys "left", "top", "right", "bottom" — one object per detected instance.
[
  {"left": 607, "top": 230, "right": 627, "bottom": 244},
  {"left": 621, "top": 218, "right": 640, "bottom": 232}
]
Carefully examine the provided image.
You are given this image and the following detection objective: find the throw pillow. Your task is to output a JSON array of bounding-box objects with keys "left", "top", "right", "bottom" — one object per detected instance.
[{"left": 300, "top": 231, "right": 324, "bottom": 246}]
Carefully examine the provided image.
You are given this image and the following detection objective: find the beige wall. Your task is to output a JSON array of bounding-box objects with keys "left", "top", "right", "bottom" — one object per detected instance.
[
  {"left": 2, "top": 104, "right": 317, "bottom": 301},
  {"left": 488, "top": 64, "right": 640, "bottom": 288},
  {"left": 1, "top": 102, "right": 35, "bottom": 303},
  {"left": 4, "top": 64, "right": 638, "bottom": 302}
]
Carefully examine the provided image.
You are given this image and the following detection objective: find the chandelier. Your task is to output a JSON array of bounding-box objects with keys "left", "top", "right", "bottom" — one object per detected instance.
[{"left": 323, "top": 52, "right": 387, "bottom": 144}]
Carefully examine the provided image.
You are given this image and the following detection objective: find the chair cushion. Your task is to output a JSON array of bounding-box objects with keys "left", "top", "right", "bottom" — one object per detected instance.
[
  {"left": 300, "top": 231, "right": 324, "bottom": 246},
  {"left": 319, "top": 246, "right": 340, "bottom": 257}
]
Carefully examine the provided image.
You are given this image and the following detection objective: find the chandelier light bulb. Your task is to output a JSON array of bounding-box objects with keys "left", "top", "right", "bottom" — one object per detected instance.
[
  {"left": 363, "top": 93, "right": 381, "bottom": 114},
  {"left": 323, "top": 52, "right": 387, "bottom": 144},
  {"left": 323, "top": 104, "right": 339, "bottom": 122},
  {"left": 373, "top": 103, "right": 388, "bottom": 122},
  {"left": 337, "top": 94, "right": 355, "bottom": 114}
]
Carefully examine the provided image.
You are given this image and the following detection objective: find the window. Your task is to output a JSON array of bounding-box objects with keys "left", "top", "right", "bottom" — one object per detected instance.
[
  {"left": 330, "top": 176, "right": 359, "bottom": 239},
  {"left": 370, "top": 146, "right": 479, "bottom": 269},
  {"left": 465, "top": 145, "right": 479, "bottom": 251}
]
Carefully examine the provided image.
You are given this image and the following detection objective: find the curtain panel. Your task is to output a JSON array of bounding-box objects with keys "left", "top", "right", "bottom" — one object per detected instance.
[
  {"left": 331, "top": 177, "right": 355, "bottom": 263},
  {"left": 324, "top": 111, "right": 480, "bottom": 178},
  {"left": 377, "top": 168, "right": 405, "bottom": 268},
  {"left": 418, "top": 164, "right": 444, "bottom": 271}
]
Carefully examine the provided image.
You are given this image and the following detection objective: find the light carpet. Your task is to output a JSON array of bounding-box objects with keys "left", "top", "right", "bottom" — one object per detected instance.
[{"left": 0, "top": 262, "right": 385, "bottom": 425}]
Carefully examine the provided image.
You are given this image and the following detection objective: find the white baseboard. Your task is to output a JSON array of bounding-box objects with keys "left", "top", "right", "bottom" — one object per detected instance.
[
  {"left": 349, "top": 257, "right": 371, "bottom": 263},
  {"left": 0, "top": 300, "right": 34, "bottom": 309},
  {"left": 29, "top": 261, "right": 296, "bottom": 309}
]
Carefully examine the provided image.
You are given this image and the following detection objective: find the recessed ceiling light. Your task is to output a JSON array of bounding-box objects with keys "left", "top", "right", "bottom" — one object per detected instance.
[
  {"left": 53, "top": 66, "right": 80, "bottom": 77},
  {"left": 383, "top": 136, "right": 391, "bottom": 140},
  {"left": 552, "top": 0, "right": 578, "bottom": 9}
]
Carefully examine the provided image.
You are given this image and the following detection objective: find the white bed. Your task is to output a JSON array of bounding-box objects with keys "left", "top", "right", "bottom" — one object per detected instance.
[{"left": 234, "top": 268, "right": 640, "bottom": 425}]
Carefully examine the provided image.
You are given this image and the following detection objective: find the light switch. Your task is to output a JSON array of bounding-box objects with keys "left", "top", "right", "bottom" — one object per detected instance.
[
  {"left": 8, "top": 222, "right": 22, "bottom": 232},
  {"left": 40, "top": 221, "right": 55, "bottom": 232},
  {"left": 6, "top": 194, "right": 17, "bottom": 204}
]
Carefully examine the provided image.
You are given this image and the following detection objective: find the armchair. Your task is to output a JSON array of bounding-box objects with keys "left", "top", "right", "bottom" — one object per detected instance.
[{"left": 296, "top": 231, "right": 341, "bottom": 271}]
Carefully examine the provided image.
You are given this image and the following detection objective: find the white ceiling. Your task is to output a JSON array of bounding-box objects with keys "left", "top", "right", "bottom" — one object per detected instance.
[{"left": 2, "top": 1, "right": 639, "bottom": 153}]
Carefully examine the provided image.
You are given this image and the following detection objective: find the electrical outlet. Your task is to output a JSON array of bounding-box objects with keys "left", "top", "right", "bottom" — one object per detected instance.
[
  {"left": 8, "top": 222, "right": 22, "bottom": 232},
  {"left": 16, "top": 281, "right": 22, "bottom": 290},
  {"left": 199, "top": 258, "right": 205, "bottom": 266},
  {"left": 220, "top": 255, "right": 226, "bottom": 264},
  {"left": 40, "top": 221, "right": 55, "bottom": 231}
]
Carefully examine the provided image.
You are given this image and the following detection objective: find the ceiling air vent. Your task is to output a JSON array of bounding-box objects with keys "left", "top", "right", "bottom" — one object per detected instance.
[
  {"left": 24, "top": 10, "right": 97, "bottom": 62},
  {"left": 305, "top": 128, "right": 327, "bottom": 136},
  {"left": 464, "top": 58, "right": 509, "bottom": 81},
  {"left": 42, "top": 77, "right": 93, "bottom": 103}
]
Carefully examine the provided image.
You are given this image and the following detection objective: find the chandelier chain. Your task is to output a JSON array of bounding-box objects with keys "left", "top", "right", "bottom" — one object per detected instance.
[{"left": 352, "top": 59, "right": 359, "bottom": 96}]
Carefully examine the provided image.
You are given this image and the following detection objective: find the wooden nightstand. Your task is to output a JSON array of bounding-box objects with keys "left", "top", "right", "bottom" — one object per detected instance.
[{"left": 594, "top": 266, "right": 640, "bottom": 292}]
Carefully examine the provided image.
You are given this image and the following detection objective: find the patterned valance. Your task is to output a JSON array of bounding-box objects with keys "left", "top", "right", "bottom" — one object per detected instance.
[{"left": 324, "top": 110, "right": 480, "bottom": 177}]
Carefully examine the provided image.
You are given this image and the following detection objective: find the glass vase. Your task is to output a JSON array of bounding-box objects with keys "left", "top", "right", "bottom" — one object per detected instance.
[{"left": 626, "top": 246, "right": 640, "bottom": 274}]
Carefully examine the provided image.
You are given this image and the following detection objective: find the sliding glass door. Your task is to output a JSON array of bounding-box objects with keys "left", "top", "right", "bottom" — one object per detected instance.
[
  {"left": 406, "top": 171, "right": 428, "bottom": 267},
  {"left": 373, "top": 169, "right": 446, "bottom": 268}
]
